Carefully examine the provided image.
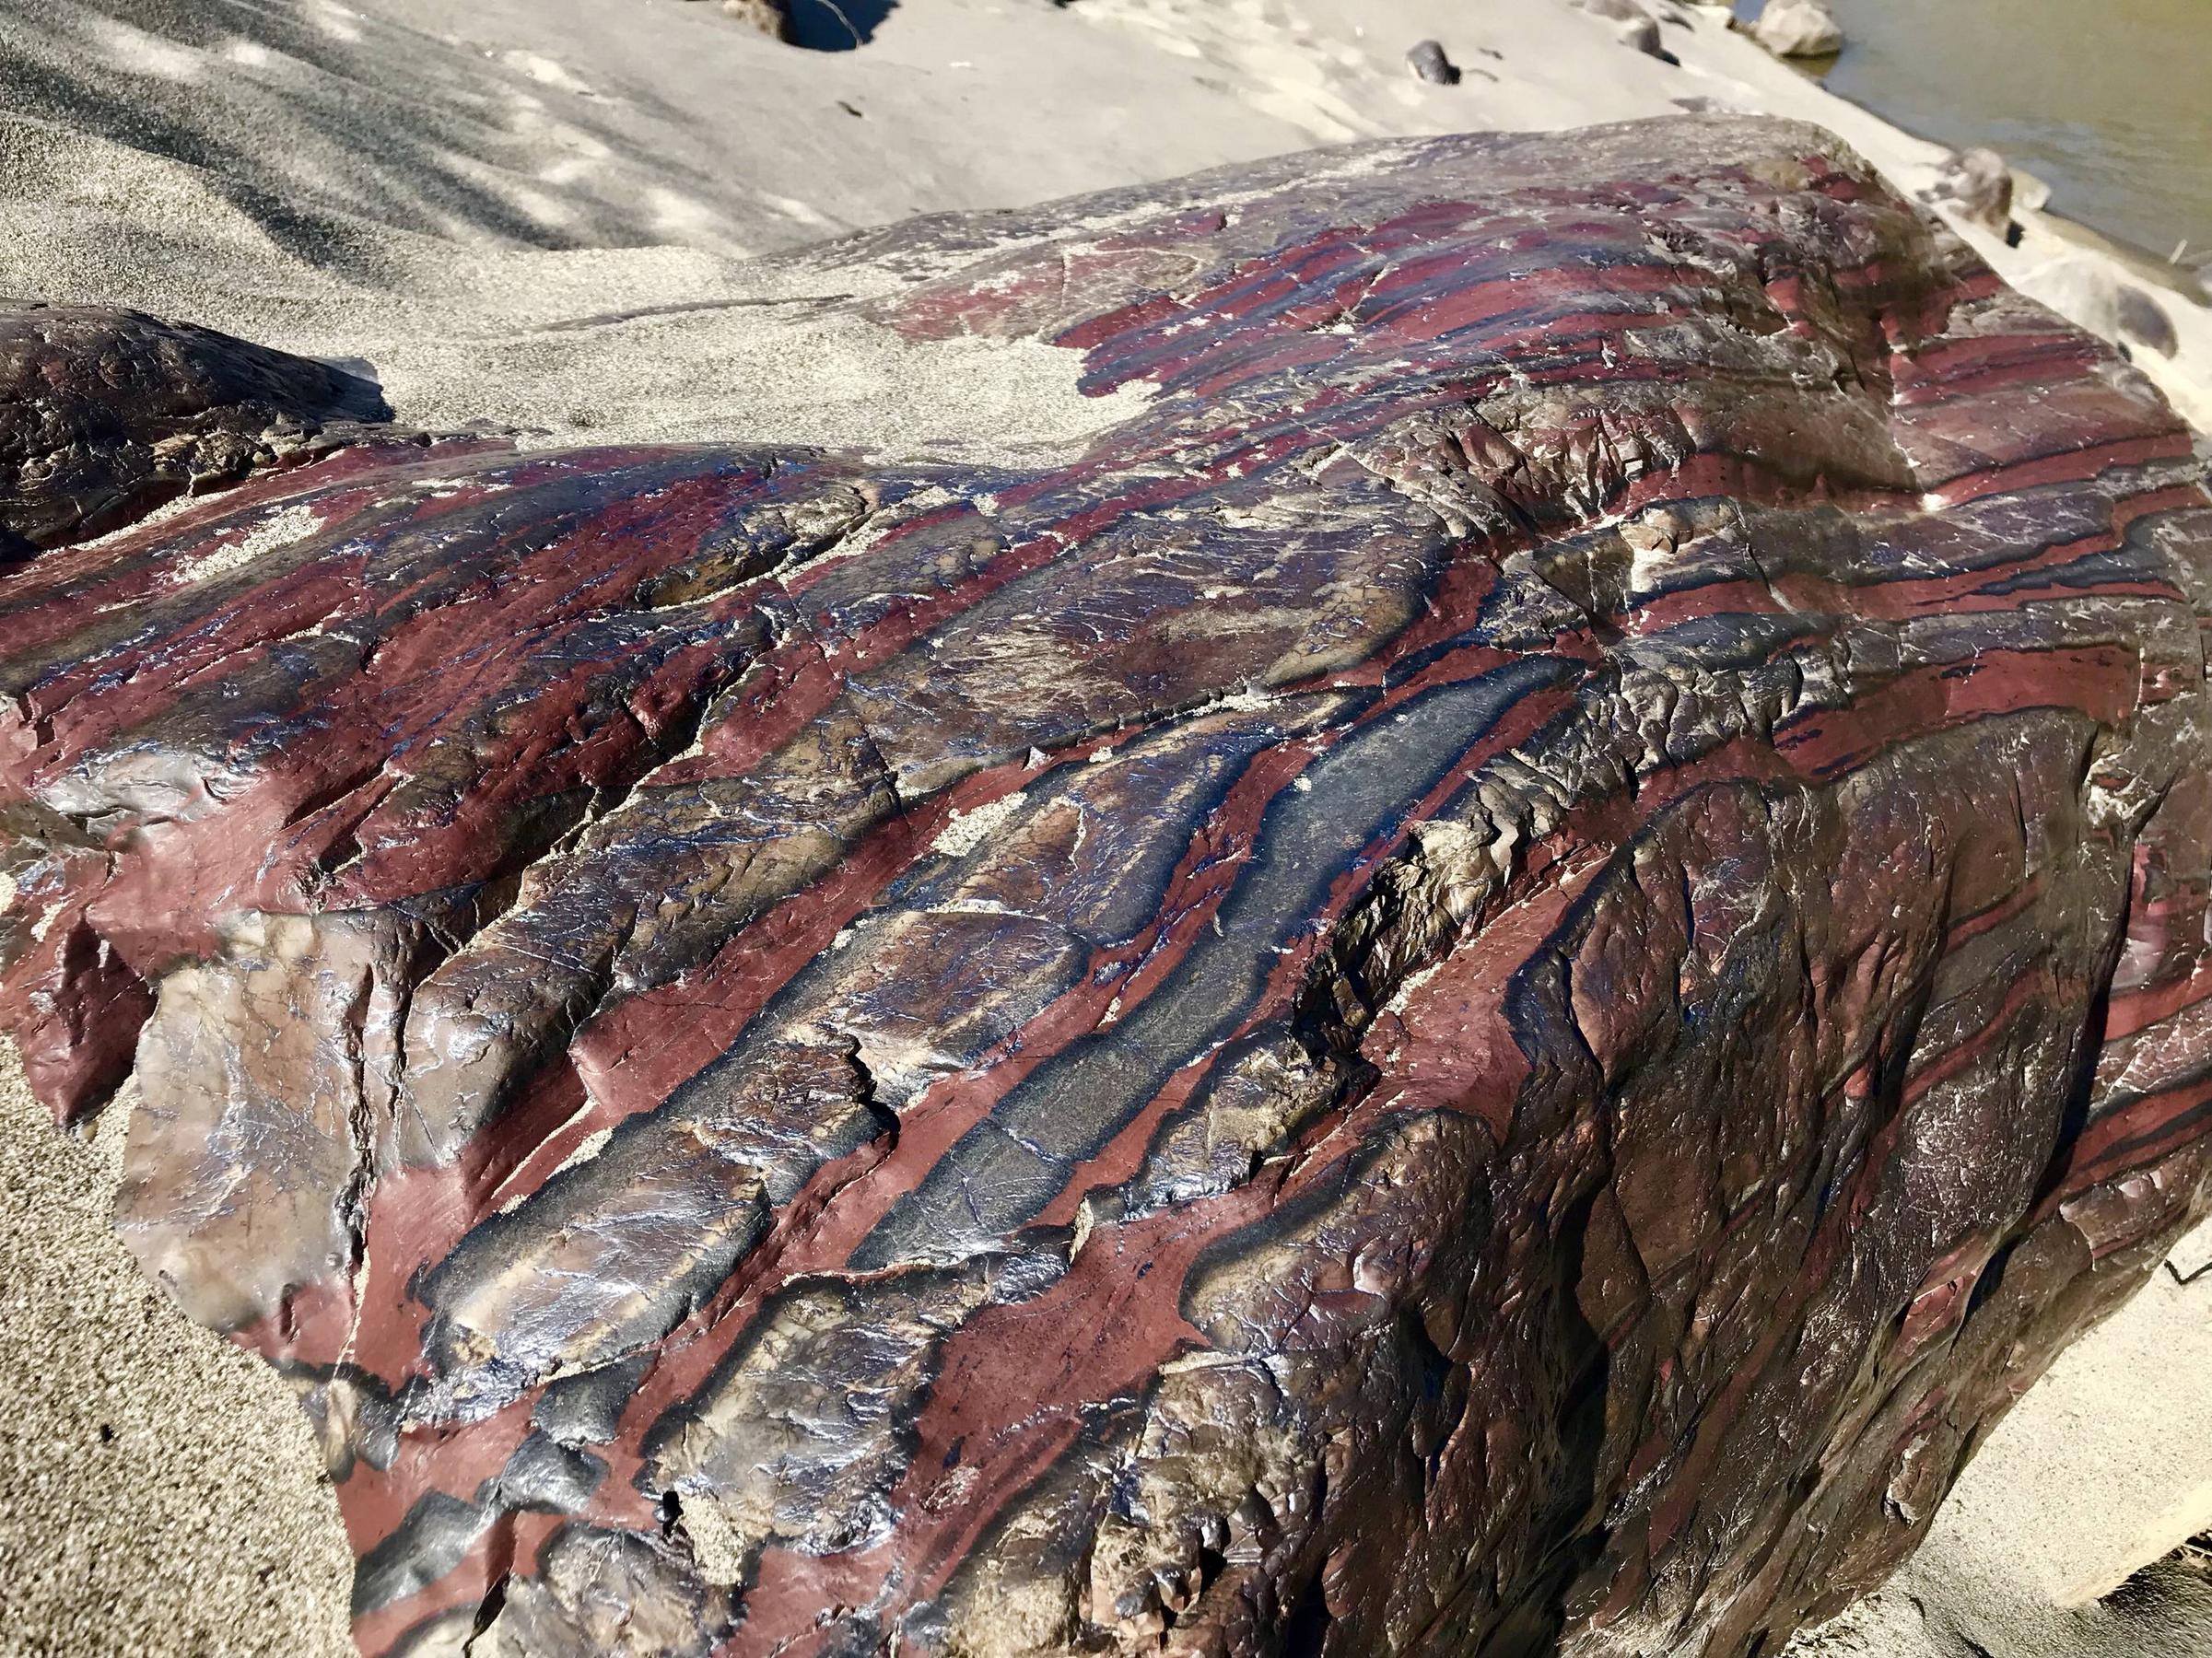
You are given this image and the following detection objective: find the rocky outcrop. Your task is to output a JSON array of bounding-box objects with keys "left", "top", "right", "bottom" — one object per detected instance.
[
  {"left": 0, "top": 306, "right": 391, "bottom": 1117},
  {"left": 0, "top": 304, "right": 387, "bottom": 564},
  {"left": 3, "top": 118, "right": 2210, "bottom": 1658}
]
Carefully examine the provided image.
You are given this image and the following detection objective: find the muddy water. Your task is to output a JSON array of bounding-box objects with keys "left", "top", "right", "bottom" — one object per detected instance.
[{"left": 1797, "top": 0, "right": 2212, "bottom": 263}]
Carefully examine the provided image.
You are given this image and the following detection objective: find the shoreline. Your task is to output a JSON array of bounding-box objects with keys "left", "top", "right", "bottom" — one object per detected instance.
[
  {"left": 1644, "top": 0, "right": 2212, "bottom": 429},
  {"left": 1772, "top": 36, "right": 2206, "bottom": 295},
  {"left": 1803, "top": 0, "right": 2212, "bottom": 278}
]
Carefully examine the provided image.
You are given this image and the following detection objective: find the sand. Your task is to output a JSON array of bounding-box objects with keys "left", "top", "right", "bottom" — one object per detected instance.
[
  {"left": 0, "top": 1046, "right": 355, "bottom": 1658},
  {"left": 1, "top": 3, "right": 2208, "bottom": 1655}
]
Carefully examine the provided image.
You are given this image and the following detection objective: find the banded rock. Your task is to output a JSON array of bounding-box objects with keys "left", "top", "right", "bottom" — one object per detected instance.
[{"left": 4, "top": 118, "right": 2211, "bottom": 1658}]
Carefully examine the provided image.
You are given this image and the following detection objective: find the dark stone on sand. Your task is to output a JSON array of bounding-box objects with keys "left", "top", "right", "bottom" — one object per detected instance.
[
  {"left": 1407, "top": 41, "right": 1461, "bottom": 85},
  {"left": 2118, "top": 284, "right": 2181, "bottom": 357},
  {"left": 1575, "top": 0, "right": 1667, "bottom": 55}
]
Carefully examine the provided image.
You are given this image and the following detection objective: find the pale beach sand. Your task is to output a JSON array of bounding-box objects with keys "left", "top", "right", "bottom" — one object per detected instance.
[
  {"left": 0, "top": 1045, "right": 355, "bottom": 1658},
  {"left": 0, "top": 4, "right": 2206, "bottom": 1656}
]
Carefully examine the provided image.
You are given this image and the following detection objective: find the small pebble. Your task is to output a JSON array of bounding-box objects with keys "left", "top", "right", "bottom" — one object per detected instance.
[{"left": 2116, "top": 286, "right": 2179, "bottom": 357}]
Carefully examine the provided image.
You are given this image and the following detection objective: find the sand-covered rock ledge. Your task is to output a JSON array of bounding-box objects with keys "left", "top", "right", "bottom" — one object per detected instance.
[{"left": 3, "top": 5, "right": 2211, "bottom": 1658}]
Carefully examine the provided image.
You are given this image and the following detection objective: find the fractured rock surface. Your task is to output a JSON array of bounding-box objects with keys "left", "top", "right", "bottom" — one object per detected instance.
[{"left": 3, "top": 118, "right": 2211, "bottom": 1658}]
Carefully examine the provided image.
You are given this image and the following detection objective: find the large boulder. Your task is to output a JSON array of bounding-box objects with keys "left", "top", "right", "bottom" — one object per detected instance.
[{"left": 2, "top": 118, "right": 2209, "bottom": 1658}]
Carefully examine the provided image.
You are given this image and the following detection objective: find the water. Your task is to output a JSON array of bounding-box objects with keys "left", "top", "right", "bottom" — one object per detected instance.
[{"left": 1768, "top": 0, "right": 2212, "bottom": 263}]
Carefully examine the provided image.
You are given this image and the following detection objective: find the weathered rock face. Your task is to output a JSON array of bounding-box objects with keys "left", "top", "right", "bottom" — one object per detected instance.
[
  {"left": 0, "top": 303, "right": 388, "bottom": 563},
  {"left": 4, "top": 118, "right": 2210, "bottom": 1658},
  {"left": 0, "top": 306, "right": 393, "bottom": 1118}
]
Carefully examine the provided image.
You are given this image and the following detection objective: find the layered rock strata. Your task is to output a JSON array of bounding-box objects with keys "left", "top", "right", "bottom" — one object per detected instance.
[{"left": 4, "top": 119, "right": 2210, "bottom": 1658}]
